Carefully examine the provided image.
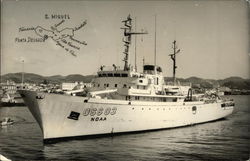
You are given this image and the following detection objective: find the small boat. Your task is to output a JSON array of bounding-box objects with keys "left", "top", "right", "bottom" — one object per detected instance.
[
  {"left": 0, "top": 154, "right": 11, "bottom": 161},
  {"left": 1, "top": 93, "right": 26, "bottom": 107},
  {"left": 0, "top": 117, "right": 14, "bottom": 126}
]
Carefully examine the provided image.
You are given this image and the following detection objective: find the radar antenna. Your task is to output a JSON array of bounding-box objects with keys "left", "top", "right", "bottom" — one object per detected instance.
[
  {"left": 121, "top": 14, "right": 147, "bottom": 71},
  {"left": 169, "top": 40, "right": 181, "bottom": 85}
]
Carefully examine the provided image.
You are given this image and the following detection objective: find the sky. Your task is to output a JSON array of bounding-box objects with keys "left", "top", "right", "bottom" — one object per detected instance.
[{"left": 1, "top": 0, "right": 249, "bottom": 79}]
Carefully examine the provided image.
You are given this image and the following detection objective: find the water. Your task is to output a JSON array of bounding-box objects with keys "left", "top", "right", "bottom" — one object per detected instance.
[{"left": 0, "top": 95, "right": 249, "bottom": 161}]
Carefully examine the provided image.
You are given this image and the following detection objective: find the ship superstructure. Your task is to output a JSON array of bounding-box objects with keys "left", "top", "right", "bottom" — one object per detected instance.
[{"left": 19, "top": 15, "right": 234, "bottom": 142}]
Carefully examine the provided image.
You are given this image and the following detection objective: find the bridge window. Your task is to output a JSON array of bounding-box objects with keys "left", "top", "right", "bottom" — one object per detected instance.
[
  {"left": 144, "top": 65, "right": 154, "bottom": 70},
  {"left": 173, "top": 98, "right": 177, "bottom": 102},
  {"left": 115, "top": 84, "right": 118, "bottom": 87},
  {"left": 107, "top": 84, "right": 109, "bottom": 87},
  {"left": 121, "top": 74, "right": 128, "bottom": 77},
  {"left": 108, "top": 73, "right": 113, "bottom": 77},
  {"left": 114, "top": 73, "right": 120, "bottom": 77},
  {"left": 125, "top": 96, "right": 131, "bottom": 100}
]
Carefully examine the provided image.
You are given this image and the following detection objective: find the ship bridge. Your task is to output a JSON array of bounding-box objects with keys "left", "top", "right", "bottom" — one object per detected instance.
[
  {"left": 91, "top": 66, "right": 143, "bottom": 92},
  {"left": 143, "top": 65, "right": 162, "bottom": 75},
  {"left": 90, "top": 64, "right": 166, "bottom": 96},
  {"left": 97, "top": 65, "right": 143, "bottom": 78}
]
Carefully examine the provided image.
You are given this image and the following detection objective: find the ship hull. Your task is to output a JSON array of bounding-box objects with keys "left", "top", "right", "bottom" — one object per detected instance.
[{"left": 19, "top": 90, "right": 234, "bottom": 142}]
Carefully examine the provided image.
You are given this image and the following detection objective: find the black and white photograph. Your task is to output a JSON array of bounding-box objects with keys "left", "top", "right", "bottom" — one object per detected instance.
[{"left": 0, "top": 0, "right": 249, "bottom": 160}]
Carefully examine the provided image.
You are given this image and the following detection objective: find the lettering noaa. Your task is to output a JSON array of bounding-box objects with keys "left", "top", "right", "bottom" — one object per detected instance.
[
  {"left": 15, "top": 14, "right": 87, "bottom": 57},
  {"left": 83, "top": 107, "right": 117, "bottom": 121}
]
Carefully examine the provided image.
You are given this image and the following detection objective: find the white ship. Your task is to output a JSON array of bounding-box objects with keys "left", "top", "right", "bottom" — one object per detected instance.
[{"left": 19, "top": 15, "right": 234, "bottom": 143}]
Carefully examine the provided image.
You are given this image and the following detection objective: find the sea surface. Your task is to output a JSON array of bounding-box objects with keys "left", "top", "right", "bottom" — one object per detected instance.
[{"left": 0, "top": 95, "right": 249, "bottom": 161}]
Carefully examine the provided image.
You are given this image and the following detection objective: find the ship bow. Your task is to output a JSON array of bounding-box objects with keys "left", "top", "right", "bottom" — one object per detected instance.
[{"left": 18, "top": 90, "right": 44, "bottom": 131}]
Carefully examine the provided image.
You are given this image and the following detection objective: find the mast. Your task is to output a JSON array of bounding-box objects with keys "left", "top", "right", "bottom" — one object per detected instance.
[
  {"left": 21, "top": 60, "right": 24, "bottom": 86},
  {"left": 169, "top": 40, "right": 180, "bottom": 85},
  {"left": 121, "top": 15, "right": 147, "bottom": 71},
  {"left": 154, "top": 15, "right": 157, "bottom": 67},
  {"left": 134, "top": 17, "right": 137, "bottom": 72}
]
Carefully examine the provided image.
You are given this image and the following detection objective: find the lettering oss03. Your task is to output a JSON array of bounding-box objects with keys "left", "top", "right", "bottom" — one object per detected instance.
[{"left": 83, "top": 107, "right": 117, "bottom": 117}]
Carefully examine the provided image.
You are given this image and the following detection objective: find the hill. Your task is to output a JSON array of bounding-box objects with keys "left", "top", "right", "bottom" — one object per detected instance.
[
  {"left": 218, "top": 77, "right": 250, "bottom": 90},
  {"left": 1, "top": 73, "right": 249, "bottom": 89},
  {"left": 64, "top": 74, "right": 93, "bottom": 83},
  {"left": 1, "top": 73, "right": 45, "bottom": 84},
  {"left": 1, "top": 73, "right": 94, "bottom": 84}
]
